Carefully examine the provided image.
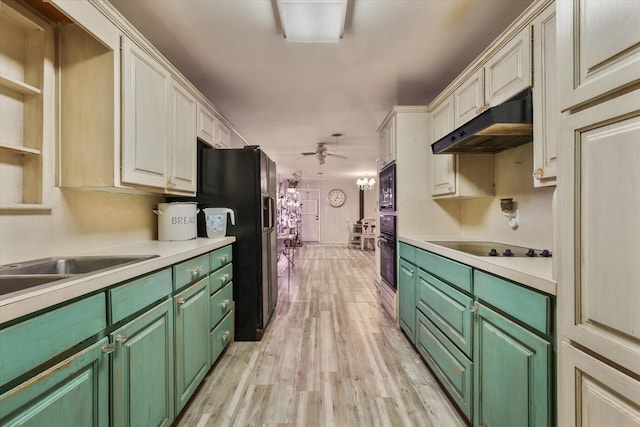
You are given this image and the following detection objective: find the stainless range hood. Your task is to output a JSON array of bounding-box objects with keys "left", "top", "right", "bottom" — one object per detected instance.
[{"left": 431, "top": 88, "right": 533, "bottom": 154}]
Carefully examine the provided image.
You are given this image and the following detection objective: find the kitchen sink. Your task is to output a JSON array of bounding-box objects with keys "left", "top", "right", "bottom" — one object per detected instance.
[
  {"left": 0, "top": 255, "right": 159, "bottom": 296},
  {"left": 0, "top": 275, "right": 72, "bottom": 296},
  {"left": 0, "top": 255, "right": 158, "bottom": 276}
]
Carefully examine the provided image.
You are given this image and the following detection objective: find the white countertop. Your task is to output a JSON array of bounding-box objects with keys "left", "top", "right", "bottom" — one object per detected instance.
[
  {"left": 0, "top": 237, "right": 235, "bottom": 324},
  {"left": 399, "top": 235, "right": 556, "bottom": 296}
]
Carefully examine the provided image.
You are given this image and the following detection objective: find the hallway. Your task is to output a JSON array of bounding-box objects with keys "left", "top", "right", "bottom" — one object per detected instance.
[{"left": 176, "top": 244, "right": 465, "bottom": 427}]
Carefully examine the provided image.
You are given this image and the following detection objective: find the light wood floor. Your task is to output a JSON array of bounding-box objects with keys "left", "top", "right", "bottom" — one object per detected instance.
[{"left": 175, "top": 244, "right": 465, "bottom": 427}]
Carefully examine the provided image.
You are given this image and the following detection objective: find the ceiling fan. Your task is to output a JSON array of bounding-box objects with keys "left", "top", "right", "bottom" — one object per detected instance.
[{"left": 300, "top": 142, "right": 348, "bottom": 165}]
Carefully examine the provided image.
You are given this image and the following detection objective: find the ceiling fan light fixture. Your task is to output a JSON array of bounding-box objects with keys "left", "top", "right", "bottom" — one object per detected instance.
[{"left": 276, "top": 0, "right": 347, "bottom": 43}]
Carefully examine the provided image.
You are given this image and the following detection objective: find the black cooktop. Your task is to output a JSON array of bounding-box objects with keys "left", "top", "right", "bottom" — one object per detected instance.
[{"left": 429, "top": 241, "right": 551, "bottom": 258}]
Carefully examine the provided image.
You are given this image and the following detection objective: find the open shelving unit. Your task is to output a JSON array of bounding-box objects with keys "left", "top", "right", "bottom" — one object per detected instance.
[{"left": 0, "top": 0, "right": 53, "bottom": 209}]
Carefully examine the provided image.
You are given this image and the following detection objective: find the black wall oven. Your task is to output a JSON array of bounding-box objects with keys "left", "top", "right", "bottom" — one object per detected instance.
[
  {"left": 378, "top": 215, "right": 396, "bottom": 290},
  {"left": 378, "top": 162, "right": 395, "bottom": 212}
]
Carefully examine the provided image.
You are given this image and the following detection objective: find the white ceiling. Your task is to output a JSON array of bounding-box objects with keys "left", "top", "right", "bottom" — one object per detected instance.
[{"left": 109, "top": 0, "right": 534, "bottom": 181}]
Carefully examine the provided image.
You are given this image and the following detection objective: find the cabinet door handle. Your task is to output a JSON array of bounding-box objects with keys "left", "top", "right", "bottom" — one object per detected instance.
[
  {"left": 532, "top": 167, "right": 544, "bottom": 180},
  {"left": 176, "top": 297, "right": 186, "bottom": 306},
  {"left": 468, "top": 304, "right": 478, "bottom": 313},
  {"left": 115, "top": 334, "right": 128, "bottom": 343},
  {"left": 221, "top": 331, "right": 230, "bottom": 342},
  {"left": 220, "top": 299, "right": 230, "bottom": 310},
  {"left": 101, "top": 343, "right": 116, "bottom": 354}
]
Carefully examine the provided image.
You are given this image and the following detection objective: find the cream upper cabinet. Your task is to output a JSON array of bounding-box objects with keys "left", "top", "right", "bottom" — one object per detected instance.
[
  {"left": 378, "top": 115, "right": 396, "bottom": 168},
  {"left": 197, "top": 101, "right": 231, "bottom": 149},
  {"left": 0, "top": 0, "right": 54, "bottom": 209},
  {"left": 121, "top": 37, "right": 196, "bottom": 195},
  {"left": 451, "top": 24, "right": 532, "bottom": 130},
  {"left": 216, "top": 122, "right": 231, "bottom": 149},
  {"left": 168, "top": 80, "right": 197, "bottom": 193},
  {"left": 557, "top": 0, "right": 640, "bottom": 111},
  {"left": 55, "top": 0, "right": 218, "bottom": 196},
  {"left": 484, "top": 25, "right": 532, "bottom": 107},
  {"left": 58, "top": 7, "right": 126, "bottom": 191},
  {"left": 453, "top": 69, "right": 484, "bottom": 127},
  {"left": 196, "top": 102, "right": 216, "bottom": 146},
  {"left": 121, "top": 37, "right": 170, "bottom": 190},
  {"left": 532, "top": 3, "right": 557, "bottom": 187},
  {"left": 429, "top": 96, "right": 494, "bottom": 199},
  {"left": 430, "top": 97, "right": 456, "bottom": 197}
]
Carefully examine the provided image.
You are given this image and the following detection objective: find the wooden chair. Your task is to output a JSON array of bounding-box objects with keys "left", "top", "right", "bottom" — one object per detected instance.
[
  {"left": 360, "top": 218, "right": 376, "bottom": 250},
  {"left": 346, "top": 220, "right": 362, "bottom": 249}
]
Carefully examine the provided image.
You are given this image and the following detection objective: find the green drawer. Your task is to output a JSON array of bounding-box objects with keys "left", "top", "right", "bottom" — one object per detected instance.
[
  {"left": 210, "top": 282, "right": 233, "bottom": 329},
  {"left": 416, "top": 250, "right": 472, "bottom": 294},
  {"left": 173, "top": 253, "right": 210, "bottom": 291},
  {"left": 399, "top": 242, "right": 416, "bottom": 264},
  {"left": 0, "top": 293, "right": 106, "bottom": 387},
  {"left": 0, "top": 337, "right": 109, "bottom": 426},
  {"left": 210, "top": 311, "right": 233, "bottom": 365},
  {"left": 417, "top": 311, "right": 473, "bottom": 419},
  {"left": 474, "top": 271, "right": 552, "bottom": 335},
  {"left": 417, "top": 270, "right": 474, "bottom": 358},
  {"left": 209, "top": 263, "right": 233, "bottom": 294},
  {"left": 109, "top": 268, "right": 172, "bottom": 324},
  {"left": 210, "top": 245, "right": 232, "bottom": 271}
]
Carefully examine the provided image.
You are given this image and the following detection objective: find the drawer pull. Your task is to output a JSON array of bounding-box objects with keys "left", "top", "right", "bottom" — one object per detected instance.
[
  {"left": 101, "top": 343, "right": 116, "bottom": 354},
  {"left": 220, "top": 254, "right": 229, "bottom": 263},
  {"left": 221, "top": 331, "right": 230, "bottom": 342},
  {"left": 189, "top": 265, "right": 204, "bottom": 276},
  {"left": 220, "top": 299, "right": 230, "bottom": 310},
  {"left": 115, "top": 334, "right": 128, "bottom": 343},
  {"left": 176, "top": 297, "right": 186, "bottom": 306},
  {"left": 220, "top": 274, "right": 229, "bottom": 284}
]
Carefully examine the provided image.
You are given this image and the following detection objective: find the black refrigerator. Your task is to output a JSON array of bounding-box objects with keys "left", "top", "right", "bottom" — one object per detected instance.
[{"left": 196, "top": 145, "right": 278, "bottom": 341}]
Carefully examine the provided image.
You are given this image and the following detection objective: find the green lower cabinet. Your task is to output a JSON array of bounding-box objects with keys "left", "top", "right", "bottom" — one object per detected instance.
[
  {"left": 417, "top": 311, "right": 473, "bottom": 419},
  {"left": 417, "top": 270, "right": 474, "bottom": 358},
  {"left": 210, "top": 311, "right": 233, "bottom": 365},
  {"left": 111, "top": 299, "right": 174, "bottom": 427},
  {"left": 474, "top": 303, "right": 552, "bottom": 427},
  {"left": 398, "top": 259, "right": 417, "bottom": 342},
  {"left": 0, "top": 337, "right": 109, "bottom": 427},
  {"left": 174, "top": 277, "right": 210, "bottom": 413}
]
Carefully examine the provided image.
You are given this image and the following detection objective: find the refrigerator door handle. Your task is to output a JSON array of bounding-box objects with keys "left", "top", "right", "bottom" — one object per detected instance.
[{"left": 269, "top": 197, "right": 275, "bottom": 229}]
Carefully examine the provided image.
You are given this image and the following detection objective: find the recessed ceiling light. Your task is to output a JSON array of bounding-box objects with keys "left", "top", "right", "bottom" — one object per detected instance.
[{"left": 276, "top": 1, "right": 348, "bottom": 44}]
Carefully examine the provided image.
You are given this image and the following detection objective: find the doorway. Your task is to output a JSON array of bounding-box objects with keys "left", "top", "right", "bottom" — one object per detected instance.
[{"left": 299, "top": 189, "right": 320, "bottom": 242}]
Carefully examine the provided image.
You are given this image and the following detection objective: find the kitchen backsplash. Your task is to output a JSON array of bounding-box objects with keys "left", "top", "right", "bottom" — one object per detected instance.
[
  {"left": 461, "top": 143, "right": 554, "bottom": 250},
  {"left": 0, "top": 189, "right": 162, "bottom": 264}
]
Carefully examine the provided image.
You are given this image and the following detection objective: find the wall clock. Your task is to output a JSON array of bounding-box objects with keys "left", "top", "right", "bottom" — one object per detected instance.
[{"left": 327, "top": 188, "right": 346, "bottom": 207}]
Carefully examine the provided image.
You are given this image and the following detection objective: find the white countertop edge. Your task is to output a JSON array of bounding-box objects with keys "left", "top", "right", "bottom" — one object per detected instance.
[
  {"left": 399, "top": 235, "right": 556, "bottom": 296},
  {"left": 0, "top": 237, "right": 236, "bottom": 324}
]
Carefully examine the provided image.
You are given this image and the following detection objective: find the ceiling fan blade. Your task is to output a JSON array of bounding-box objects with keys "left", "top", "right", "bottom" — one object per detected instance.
[
  {"left": 326, "top": 153, "right": 348, "bottom": 159},
  {"left": 300, "top": 152, "right": 317, "bottom": 156}
]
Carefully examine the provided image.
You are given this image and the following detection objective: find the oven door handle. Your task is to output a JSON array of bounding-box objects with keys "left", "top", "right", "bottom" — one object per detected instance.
[{"left": 377, "top": 236, "right": 392, "bottom": 247}]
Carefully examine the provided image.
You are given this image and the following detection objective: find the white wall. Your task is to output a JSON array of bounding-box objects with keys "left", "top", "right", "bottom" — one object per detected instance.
[
  {"left": 297, "top": 179, "right": 376, "bottom": 244},
  {"left": 0, "top": 188, "right": 161, "bottom": 264},
  {"left": 461, "top": 142, "right": 554, "bottom": 250}
]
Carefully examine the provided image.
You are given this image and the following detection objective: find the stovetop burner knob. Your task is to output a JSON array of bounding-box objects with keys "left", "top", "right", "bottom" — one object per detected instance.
[
  {"left": 540, "top": 249, "right": 552, "bottom": 257},
  {"left": 503, "top": 249, "right": 514, "bottom": 257},
  {"left": 488, "top": 248, "right": 498, "bottom": 256},
  {"left": 526, "top": 249, "right": 537, "bottom": 257}
]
